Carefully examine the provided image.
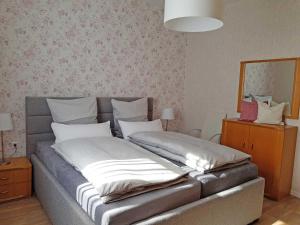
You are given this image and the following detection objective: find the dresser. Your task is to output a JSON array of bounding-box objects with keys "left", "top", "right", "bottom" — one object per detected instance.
[
  {"left": 0, "top": 157, "right": 32, "bottom": 203},
  {"left": 221, "top": 118, "right": 298, "bottom": 200}
]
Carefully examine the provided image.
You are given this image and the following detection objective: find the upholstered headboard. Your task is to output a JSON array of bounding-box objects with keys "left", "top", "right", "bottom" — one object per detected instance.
[{"left": 25, "top": 97, "right": 153, "bottom": 158}]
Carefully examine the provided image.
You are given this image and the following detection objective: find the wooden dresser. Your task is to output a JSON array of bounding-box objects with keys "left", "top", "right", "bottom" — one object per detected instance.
[
  {"left": 221, "top": 118, "right": 298, "bottom": 200},
  {"left": 0, "top": 157, "right": 32, "bottom": 203}
]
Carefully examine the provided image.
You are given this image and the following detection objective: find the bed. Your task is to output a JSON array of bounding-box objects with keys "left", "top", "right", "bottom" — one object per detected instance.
[{"left": 26, "top": 97, "right": 265, "bottom": 225}]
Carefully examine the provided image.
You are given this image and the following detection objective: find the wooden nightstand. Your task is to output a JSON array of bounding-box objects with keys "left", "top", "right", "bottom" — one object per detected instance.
[{"left": 0, "top": 157, "right": 32, "bottom": 203}]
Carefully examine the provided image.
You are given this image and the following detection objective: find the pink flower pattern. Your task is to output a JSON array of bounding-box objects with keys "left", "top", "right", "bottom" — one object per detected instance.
[{"left": 0, "top": 0, "right": 187, "bottom": 156}]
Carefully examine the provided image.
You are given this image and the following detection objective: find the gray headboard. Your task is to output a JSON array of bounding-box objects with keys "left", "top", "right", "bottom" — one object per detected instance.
[{"left": 25, "top": 97, "right": 153, "bottom": 158}]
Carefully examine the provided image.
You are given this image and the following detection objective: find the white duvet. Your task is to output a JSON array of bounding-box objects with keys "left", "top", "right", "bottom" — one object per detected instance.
[
  {"left": 52, "top": 137, "right": 187, "bottom": 203},
  {"left": 129, "top": 131, "right": 251, "bottom": 174}
]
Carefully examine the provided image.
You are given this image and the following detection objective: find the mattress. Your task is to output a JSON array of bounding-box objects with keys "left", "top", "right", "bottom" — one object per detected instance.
[
  {"left": 147, "top": 151, "right": 258, "bottom": 197},
  {"left": 131, "top": 142, "right": 258, "bottom": 198},
  {"left": 35, "top": 141, "right": 201, "bottom": 225},
  {"left": 190, "top": 163, "right": 258, "bottom": 197}
]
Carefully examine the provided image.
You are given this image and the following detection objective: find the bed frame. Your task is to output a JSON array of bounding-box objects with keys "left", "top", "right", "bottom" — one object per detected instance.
[{"left": 26, "top": 97, "right": 264, "bottom": 225}]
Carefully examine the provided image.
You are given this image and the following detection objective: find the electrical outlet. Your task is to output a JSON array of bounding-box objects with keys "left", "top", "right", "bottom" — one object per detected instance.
[{"left": 11, "top": 142, "right": 18, "bottom": 149}]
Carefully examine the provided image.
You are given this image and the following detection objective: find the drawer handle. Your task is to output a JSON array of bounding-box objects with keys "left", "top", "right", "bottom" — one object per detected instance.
[
  {"left": 0, "top": 178, "right": 8, "bottom": 181},
  {"left": 0, "top": 191, "right": 8, "bottom": 194}
]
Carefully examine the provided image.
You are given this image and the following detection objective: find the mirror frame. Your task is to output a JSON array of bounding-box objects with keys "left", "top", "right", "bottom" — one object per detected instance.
[{"left": 237, "top": 57, "right": 300, "bottom": 119}]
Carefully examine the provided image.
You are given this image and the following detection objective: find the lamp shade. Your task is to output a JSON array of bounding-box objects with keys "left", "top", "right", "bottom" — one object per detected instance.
[
  {"left": 0, "top": 113, "right": 13, "bottom": 131},
  {"left": 161, "top": 108, "right": 175, "bottom": 120},
  {"left": 164, "top": 0, "right": 223, "bottom": 32}
]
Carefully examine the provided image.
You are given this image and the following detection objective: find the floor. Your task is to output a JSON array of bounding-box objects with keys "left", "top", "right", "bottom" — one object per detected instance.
[
  {"left": 255, "top": 197, "right": 300, "bottom": 225},
  {"left": 0, "top": 196, "right": 300, "bottom": 225},
  {"left": 0, "top": 197, "right": 51, "bottom": 225}
]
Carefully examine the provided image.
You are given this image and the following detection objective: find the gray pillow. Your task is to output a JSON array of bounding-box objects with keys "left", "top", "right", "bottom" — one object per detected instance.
[
  {"left": 47, "top": 97, "right": 97, "bottom": 124},
  {"left": 111, "top": 98, "right": 148, "bottom": 135}
]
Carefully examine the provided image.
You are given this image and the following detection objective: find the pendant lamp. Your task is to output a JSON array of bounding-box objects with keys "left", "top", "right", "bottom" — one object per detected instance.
[{"left": 164, "top": 0, "right": 223, "bottom": 32}]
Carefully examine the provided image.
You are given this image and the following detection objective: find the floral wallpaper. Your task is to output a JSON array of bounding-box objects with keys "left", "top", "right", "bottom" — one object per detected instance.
[{"left": 0, "top": 0, "right": 187, "bottom": 157}]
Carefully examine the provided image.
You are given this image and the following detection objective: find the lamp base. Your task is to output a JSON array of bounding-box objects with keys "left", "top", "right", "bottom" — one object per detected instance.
[{"left": 165, "top": 120, "right": 169, "bottom": 131}]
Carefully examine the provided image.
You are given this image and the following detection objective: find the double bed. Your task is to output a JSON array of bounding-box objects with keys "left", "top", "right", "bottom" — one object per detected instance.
[{"left": 26, "top": 97, "right": 265, "bottom": 225}]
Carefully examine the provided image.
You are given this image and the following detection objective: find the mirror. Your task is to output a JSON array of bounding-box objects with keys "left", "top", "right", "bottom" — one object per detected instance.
[{"left": 238, "top": 58, "right": 300, "bottom": 119}]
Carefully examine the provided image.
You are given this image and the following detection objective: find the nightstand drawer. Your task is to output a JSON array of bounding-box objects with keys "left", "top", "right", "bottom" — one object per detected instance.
[
  {"left": 13, "top": 169, "right": 30, "bottom": 183},
  {"left": 14, "top": 182, "right": 31, "bottom": 198},
  {"left": 0, "top": 185, "right": 12, "bottom": 199},
  {"left": 0, "top": 171, "right": 13, "bottom": 185}
]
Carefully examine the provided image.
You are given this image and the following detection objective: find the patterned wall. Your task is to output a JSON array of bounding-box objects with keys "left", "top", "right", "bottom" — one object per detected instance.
[{"left": 0, "top": 0, "right": 187, "bottom": 156}]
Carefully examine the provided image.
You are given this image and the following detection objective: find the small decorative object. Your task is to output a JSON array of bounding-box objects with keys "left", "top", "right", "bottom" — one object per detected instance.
[
  {"left": 164, "top": 0, "right": 223, "bottom": 32},
  {"left": 0, "top": 113, "right": 13, "bottom": 164},
  {"left": 161, "top": 108, "right": 175, "bottom": 131},
  {"left": 239, "top": 100, "right": 258, "bottom": 122}
]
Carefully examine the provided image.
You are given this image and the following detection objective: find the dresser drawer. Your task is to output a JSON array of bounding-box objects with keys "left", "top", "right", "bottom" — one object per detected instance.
[
  {"left": 0, "top": 185, "right": 12, "bottom": 199},
  {"left": 0, "top": 171, "right": 13, "bottom": 185}
]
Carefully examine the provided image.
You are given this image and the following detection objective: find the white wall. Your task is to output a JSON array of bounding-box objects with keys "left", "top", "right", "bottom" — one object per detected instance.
[{"left": 183, "top": 0, "right": 300, "bottom": 197}]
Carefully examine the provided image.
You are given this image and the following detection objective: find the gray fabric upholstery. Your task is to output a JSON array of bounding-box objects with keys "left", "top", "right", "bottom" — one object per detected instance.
[
  {"left": 35, "top": 141, "right": 201, "bottom": 225},
  {"left": 190, "top": 163, "right": 258, "bottom": 197},
  {"left": 25, "top": 97, "right": 153, "bottom": 157},
  {"left": 32, "top": 154, "right": 95, "bottom": 225},
  {"left": 32, "top": 154, "right": 264, "bottom": 225}
]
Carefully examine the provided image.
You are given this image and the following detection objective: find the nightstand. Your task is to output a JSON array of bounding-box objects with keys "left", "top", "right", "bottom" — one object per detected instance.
[{"left": 0, "top": 157, "right": 32, "bottom": 203}]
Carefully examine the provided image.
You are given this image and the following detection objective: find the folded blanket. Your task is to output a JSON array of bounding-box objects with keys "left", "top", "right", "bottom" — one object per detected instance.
[
  {"left": 52, "top": 137, "right": 188, "bottom": 203},
  {"left": 129, "top": 131, "right": 251, "bottom": 174}
]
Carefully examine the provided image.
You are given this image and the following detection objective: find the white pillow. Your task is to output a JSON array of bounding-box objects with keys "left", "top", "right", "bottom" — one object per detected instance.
[
  {"left": 119, "top": 119, "right": 163, "bottom": 139},
  {"left": 111, "top": 98, "right": 148, "bottom": 135},
  {"left": 51, "top": 122, "right": 112, "bottom": 143},
  {"left": 47, "top": 97, "right": 97, "bottom": 124},
  {"left": 255, "top": 102, "right": 285, "bottom": 125}
]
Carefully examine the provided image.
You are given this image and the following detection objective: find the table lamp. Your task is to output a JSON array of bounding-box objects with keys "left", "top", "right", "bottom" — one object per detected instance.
[
  {"left": 161, "top": 108, "right": 175, "bottom": 131},
  {"left": 0, "top": 113, "right": 13, "bottom": 164}
]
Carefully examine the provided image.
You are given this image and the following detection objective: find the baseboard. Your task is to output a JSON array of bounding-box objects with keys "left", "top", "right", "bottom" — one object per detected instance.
[{"left": 291, "top": 189, "right": 300, "bottom": 198}]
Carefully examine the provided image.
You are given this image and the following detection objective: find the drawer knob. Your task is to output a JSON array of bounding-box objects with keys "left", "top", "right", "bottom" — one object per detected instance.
[
  {"left": 0, "top": 178, "right": 8, "bottom": 181},
  {"left": 0, "top": 191, "right": 8, "bottom": 194}
]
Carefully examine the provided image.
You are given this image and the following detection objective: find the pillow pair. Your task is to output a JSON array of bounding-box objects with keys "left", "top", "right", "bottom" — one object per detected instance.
[
  {"left": 111, "top": 98, "right": 165, "bottom": 138},
  {"left": 240, "top": 100, "right": 285, "bottom": 124},
  {"left": 111, "top": 98, "right": 148, "bottom": 136},
  {"left": 47, "top": 97, "right": 111, "bottom": 143},
  {"left": 47, "top": 97, "right": 155, "bottom": 142}
]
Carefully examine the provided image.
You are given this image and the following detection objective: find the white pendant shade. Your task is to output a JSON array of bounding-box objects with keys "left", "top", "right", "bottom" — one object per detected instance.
[{"left": 164, "top": 0, "right": 223, "bottom": 32}]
